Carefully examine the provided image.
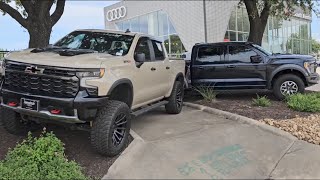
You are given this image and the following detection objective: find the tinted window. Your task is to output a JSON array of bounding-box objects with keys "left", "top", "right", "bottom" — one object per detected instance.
[
  {"left": 228, "top": 46, "right": 258, "bottom": 63},
  {"left": 152, "top": 40, "right": 165, "bottom": 60},
  {"left": 196, "top": 46, "right": 223, "bottom": 64},
  {"left": 134, "top": 38, "right": 151, "bottom": 61}
]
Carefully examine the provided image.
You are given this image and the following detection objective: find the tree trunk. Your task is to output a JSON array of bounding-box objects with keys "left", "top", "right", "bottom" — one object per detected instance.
[
  {"left": 247, "top": 18, "right": 268, "bottom": 46},
  {"left": 27, "top": 20, "right": 52, "bottom": 48},
  {"left": 28, "top": 28, "right": 51, "bottom": 48}
]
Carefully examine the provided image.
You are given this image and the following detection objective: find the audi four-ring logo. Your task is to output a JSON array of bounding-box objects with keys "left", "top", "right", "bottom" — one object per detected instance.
[{"left": 106, "top": 6, "right": 127, "bottom": 22}]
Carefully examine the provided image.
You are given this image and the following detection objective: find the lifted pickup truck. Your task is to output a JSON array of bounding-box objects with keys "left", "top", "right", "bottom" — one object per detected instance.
[
  {"left": 0, "top": 30, "right": 185, "bottom": 156},
  {"left": 189, "top": 42, "right": 319, "bottom": 99}
]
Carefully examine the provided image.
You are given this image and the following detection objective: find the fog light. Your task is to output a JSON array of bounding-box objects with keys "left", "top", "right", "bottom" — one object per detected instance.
[
  {"left": 50, "top": 109, "right": 61, "bottom": 115},
  {"left": 8, "top": 102, "right": 18, "bottom": 107}
]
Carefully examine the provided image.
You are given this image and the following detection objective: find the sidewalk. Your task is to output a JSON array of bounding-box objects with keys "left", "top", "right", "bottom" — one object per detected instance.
[{"left": 104, "top": 106, "right": 320, "bottom": 179}]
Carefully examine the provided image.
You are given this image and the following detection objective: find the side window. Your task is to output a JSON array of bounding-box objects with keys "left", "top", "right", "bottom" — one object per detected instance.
[
  {"left": 196, "top": 46, "right": 223, "bottom": 64},
  {"left": 134, "top": 37, "right": 151, "bottom": 61},
  {"left": 228, "top": 46, "right": 258, "bottom": 63},
  {"left": 151, "top": 40, "right": 165, "bottom": 61}
]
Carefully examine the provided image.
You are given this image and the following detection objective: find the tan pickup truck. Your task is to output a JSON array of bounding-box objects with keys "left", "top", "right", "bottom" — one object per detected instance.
[{"left": 0, "top": 29, "right": 185, "bottom": 156}]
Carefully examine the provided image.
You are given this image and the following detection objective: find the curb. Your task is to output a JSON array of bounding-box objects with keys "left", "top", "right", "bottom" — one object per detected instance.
[
  {"left": 184, "top": 102, "right": 298, "bottom": 141},
  {"left": 103, "top": 129, "right": 146, "bottom": 179}
]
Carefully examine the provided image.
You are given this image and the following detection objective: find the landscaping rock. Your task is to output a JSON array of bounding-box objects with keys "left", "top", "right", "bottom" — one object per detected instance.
[{"left": 260, "top": 115, "right": 320, "bottom": 145}]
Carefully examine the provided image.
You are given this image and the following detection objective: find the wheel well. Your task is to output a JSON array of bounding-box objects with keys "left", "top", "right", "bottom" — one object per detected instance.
[
  {"left": 175, "top": 73, "right": 185, "bottom": 84},
  {"left": 109, "top": 83, "right": 133, "bottom": 108},
  {"left": 271, "top": 69, "right": 307, "bottom": 87}
]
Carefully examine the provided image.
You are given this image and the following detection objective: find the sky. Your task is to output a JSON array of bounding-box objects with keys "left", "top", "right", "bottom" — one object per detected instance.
[{"left": 0, "top": 1, "right": 319, "bottom": 50}]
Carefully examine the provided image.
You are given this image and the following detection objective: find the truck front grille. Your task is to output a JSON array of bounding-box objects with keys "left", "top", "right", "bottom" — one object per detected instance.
[{"left": 3, "top": 61, "right": 80, "bottom": 98}]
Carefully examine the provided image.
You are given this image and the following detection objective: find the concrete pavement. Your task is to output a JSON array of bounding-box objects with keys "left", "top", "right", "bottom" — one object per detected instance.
[{"left": 104, "top": 106, "right": 320, "bottom": 179}]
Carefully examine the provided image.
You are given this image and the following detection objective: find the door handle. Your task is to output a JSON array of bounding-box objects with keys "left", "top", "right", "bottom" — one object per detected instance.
[
  {"left": 166, "top": 66, "right": 170, "bottom": 70},
  {"left": 151, "top": 67, "right": 156, "bottom": 71},
  {"left": 227, "top": 65, "right": 236, "bottom": 68}
]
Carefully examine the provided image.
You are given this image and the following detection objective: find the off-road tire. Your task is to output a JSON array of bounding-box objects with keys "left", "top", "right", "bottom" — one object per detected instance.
[
  {"left": 91, "top": 100, "right": 131, "bottom": 157},
  {"left": 2, "top": 108, "right": 35, "bottom": 135},
  {"left": 165, "top": 81, "right": 184, "bottom": 114},
  {"left": 273, "top": 74, "right": 305, "bottom": 100}
]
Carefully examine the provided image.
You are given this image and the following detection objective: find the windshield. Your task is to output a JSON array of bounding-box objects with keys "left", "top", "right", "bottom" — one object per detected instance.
[
  {"left": 54, "top": 31, "right": 134, "bottom": 56},
  {"left": 252, "top": 44, "right": 272, "bottom": 56}
]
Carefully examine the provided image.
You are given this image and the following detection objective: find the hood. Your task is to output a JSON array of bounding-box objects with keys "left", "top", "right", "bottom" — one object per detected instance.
[
  {"left": 269, "top": 54, "right": 315, "bottom": 61},
  {"left": 5, "top": 49, "right": 123, "bottom": 68}
]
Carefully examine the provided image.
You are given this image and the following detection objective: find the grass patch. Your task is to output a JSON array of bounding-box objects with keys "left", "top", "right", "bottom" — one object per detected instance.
[
  {"left": 0, "top": 130, "right": 87, "bottom": 180},
  {"left": 194, "top": 86, "right": 218, "bottom": 102},
  {"left": 286, "top": 93, "right": 320, "bottom": 112},
  {"left": 252, "top": 94, "right": 271, "bottom": 107}
]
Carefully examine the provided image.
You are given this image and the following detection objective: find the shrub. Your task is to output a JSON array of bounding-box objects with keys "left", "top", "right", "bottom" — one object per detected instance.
[
  {"left": 194, "top": 86, "right": 218, "bottom": 102},
  {"left": 0, "top": 131, "right": 87, "bottom": 180},
  {"left": 252, "top": 94, "right": 271, "bottom": 107},
  {"left": 286, "top": 93, "right": 320, "bottom": 112}
]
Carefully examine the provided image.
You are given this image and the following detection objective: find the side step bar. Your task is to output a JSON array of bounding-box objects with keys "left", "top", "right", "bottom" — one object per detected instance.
[{"left": 131, "top": 100, "right": 168, "bottom": 117}]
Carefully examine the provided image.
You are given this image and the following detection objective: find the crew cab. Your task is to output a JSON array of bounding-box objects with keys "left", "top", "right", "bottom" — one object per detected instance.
[
  {"left": 189, "top": 42, "right": 319, "bottom": 99},
  {"left": 0, "top": 29, "right": 185, "bottom": 156}
]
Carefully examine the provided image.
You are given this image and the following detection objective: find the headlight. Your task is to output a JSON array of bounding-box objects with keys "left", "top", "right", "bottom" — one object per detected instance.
[
  {"left": 304, "top": 62, "right": 315, "bottom": 73},
  {"left": 76, "top": 68, "right": 105, "bottom": 78}
]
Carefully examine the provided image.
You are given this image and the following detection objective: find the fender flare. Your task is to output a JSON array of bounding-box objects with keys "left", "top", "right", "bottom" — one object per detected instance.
[
  {"left": 107, "top": 78, "right": 133, "bottom": 96},
  {"left": 268, "top": 64, "right": 308, "bottom": 88}
]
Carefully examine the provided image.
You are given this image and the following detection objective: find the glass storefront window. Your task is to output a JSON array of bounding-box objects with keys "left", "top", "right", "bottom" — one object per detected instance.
[
  {"left": 170, "top": 34, "right": 186, "bottom": 57},
  {"left": 229, "top": 31, "right": 236, "bottom": 41},
  {"left": 148, "top": 13, "right": 158, "bottom": 36},
  {"left": 113, "top": 10, "right": 186, "bottom": 57},
  {"left": 158, "top": 11, "right": 169, "bottom": 36},
  {"left": 169, "top": 19, "right": 177, "bottom": 34},
  {"left": 229, "top": 10, "right": 236, "bottom": 31},
  {"left": 139, "top": 15, "right": 148, "bottom": 34},
  {"left": 123, "top": 20, "right": 130, "bottom": 31},
  {"left": 225, "top": 6, "right": 311, "bottom": 54},
  {"left": 130, "top": 17, "right": 139, "bottom": 32}
]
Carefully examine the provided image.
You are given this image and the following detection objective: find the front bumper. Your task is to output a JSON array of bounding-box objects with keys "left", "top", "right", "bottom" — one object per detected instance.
[
  {"left": 306, "top": 73, "right": 319, "bottom": 85},
  {"left": 0, "top": 89, "right": 108, "bottom": 124}
]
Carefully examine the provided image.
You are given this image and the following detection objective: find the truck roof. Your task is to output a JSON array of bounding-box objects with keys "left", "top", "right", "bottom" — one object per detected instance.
[
  {"left": 75, "top": 29, "right": 138, "bottom": 36},
  {"left": 194, "top": 41, "right": 254, "bottom": 46},
  {"left": 74, "top": 29, "right": 163, "bottom": 42}
]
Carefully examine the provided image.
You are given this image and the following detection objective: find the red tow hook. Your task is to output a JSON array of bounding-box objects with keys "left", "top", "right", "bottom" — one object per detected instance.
[
  {"left": 50, "top": 109, "right": 61, "bottom": 115},
  {"left": 8, "top": 102, "right": 18, "bottom": 107}
]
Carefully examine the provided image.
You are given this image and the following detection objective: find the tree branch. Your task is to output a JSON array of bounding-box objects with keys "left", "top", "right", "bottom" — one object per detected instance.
[
  {"left": 20, "top": 0, "right": 32, "bottom": 14},
  {"left": 260, "top": 0, "right": 271, "bottom": 22},
  {"left": 50, "top": 0, "right": 66, "bottom": 26},
  {"left": 244, "top": 0, "right": 259, "bottom": 21},
  {"left": 0, "top": 1, "right": 28, "bottom": 28}
]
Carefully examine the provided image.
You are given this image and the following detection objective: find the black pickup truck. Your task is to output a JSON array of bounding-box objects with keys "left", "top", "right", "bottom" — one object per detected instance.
[{"left": 189, "top": 42, "right": 319, "bottom": 99}]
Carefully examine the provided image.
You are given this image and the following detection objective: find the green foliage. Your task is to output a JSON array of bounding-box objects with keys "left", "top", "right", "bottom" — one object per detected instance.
[
  {"left": 312, "top": 39, "right": 320, "bottom": 54},
  {"left": 286, "top": 93, "right": 320, "bottom": 112},
  {"left": 194, "top": 86, "right": 218, "bottom": 102},
  {"left": 252, "top": 94, "right": 271, "bottom": 107},
  {"left": 0, "top": 131, "right": 87, "bottom": 180}
]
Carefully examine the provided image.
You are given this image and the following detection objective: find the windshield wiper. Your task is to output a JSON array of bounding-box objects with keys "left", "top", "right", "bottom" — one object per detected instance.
[
  {"left": 59, "top": 49, "right": 95, "bottom": 56},
  {"left": 31, "top": 46, "right": 70, "bottom": 53}
]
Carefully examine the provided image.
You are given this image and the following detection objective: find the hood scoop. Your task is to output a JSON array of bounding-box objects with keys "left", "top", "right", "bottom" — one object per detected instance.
[{"left": 59, "top": 50, "right": 95, "bottom": 56}]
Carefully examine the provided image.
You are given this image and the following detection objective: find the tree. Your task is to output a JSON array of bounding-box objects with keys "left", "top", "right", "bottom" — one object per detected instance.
[
  {"left": 241, "top": 0, "right": 319, "bottom": 45},
  {"left": 312, "top": 39, "right": 320, "bottom": 54},
  {"left": 0, "top": 0, "right": 66, "bottom": 48}
]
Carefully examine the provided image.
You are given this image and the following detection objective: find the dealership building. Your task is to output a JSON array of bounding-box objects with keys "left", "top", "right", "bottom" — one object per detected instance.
[{"left": 104, "top": 1, "right": 312, "bottom": 57}]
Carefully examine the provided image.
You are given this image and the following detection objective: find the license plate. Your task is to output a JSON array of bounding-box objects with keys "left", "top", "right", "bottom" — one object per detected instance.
[{"left": 21, "top": 98, "right": 39, "bottom": 111}]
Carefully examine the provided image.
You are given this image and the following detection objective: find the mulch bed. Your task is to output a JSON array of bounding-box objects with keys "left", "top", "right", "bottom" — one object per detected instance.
[
  {"left": 185, "top": 90, "right": 315, "bottom": 120},
  {"left": 0, "top": 124, "right": 131, "bottom": 179}
]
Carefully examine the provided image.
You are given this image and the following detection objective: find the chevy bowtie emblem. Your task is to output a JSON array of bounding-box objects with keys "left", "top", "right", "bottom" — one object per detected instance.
[{"left": 25, "top": 66, "right": 45, "bottom": 74}]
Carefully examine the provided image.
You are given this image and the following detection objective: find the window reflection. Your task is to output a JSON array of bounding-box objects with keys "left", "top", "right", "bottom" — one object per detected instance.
[
  {"left": 113, "top": 10, "right": 186, "bottom": 57},
  {"left": 225, "top": 6, "right": 312, "bottom": 54}
]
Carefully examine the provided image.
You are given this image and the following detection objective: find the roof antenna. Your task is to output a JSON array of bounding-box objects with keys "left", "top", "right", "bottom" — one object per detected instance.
[{"left": 125, "top": 29, "right": 131, "bottom": 33}]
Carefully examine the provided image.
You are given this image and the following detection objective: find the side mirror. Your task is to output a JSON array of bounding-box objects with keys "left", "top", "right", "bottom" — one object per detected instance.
[
  {"left": 134, "top": 53, "right": 145, "bottom": 68},
  {"left": 250, "top": 55, "right": 262, "bottom": 63},
  {"left": 135, "top": 53, "right": 146, "bottom": 62}
]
